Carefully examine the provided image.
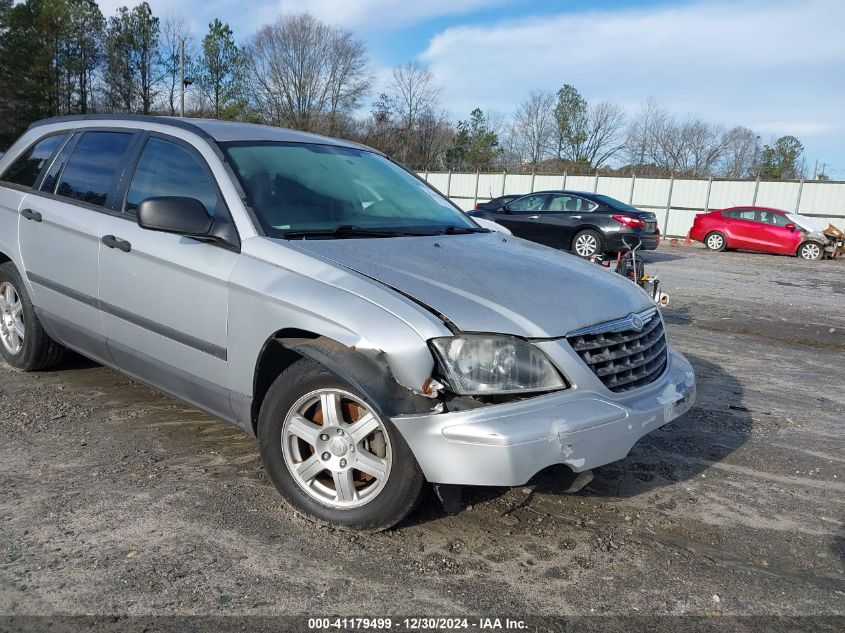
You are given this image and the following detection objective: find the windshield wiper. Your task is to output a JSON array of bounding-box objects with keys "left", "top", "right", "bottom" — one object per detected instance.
[
  {"left": 283, "top": 225, "right": 412, "bottom": 239},
  {"left": 438, "top": 225, "right": 490, "bottom": 235}
]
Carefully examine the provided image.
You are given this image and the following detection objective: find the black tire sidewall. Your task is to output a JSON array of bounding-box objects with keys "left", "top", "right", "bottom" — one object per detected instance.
[
  {"left": 257, "top": 359, "right": 425, "bottom": 531},
  {"left": 0, "top": 262, "right": 42, "bottom": 370}
]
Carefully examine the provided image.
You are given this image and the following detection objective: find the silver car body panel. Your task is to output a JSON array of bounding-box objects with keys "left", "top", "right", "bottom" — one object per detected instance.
[
  {"left": 0, "top": 116, "right": 696, "bottom": 486},
  {"left": 227, "top": 236, "right": 451, "bottom": 398},
  {"left": 20, "top": 192, "right": 110, "bottom": 359},
  {"left": 289, "top": 232, "right": 653, "bottom": 338},
  {"left": 392, "top": 349, "right": 696, "bottom": 485}
]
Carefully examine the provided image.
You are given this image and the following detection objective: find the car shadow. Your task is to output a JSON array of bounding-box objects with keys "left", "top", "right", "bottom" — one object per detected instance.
[
  {"left": 43, "top": 349, "right": 100, "bottom": 372},
  {"left": 639, "top": 250, "right": 688, "bottom": 263},
  {"left": 402, "top": 351, "right": 750, "bottom": 525},
  {"left": 554, "top": 353, "right": 750, "bottom": 499},
  {"left": 833, "top": 525, "right": 845, "bottom": 565}
]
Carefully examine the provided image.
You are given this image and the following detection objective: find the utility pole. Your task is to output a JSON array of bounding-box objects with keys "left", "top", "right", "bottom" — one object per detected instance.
[{"left": 179, "top": 38, "right": 185, "bottom": 117}]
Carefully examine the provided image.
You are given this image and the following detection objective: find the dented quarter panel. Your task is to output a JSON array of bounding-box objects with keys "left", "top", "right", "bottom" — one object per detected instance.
[{"left": 226, "top": 236, "right": 452, "bottom": 399}]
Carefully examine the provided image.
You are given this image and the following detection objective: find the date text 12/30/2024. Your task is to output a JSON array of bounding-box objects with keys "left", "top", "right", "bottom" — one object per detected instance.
[{"left": 307, "top": 617, "right": 528, "bottom": 630}]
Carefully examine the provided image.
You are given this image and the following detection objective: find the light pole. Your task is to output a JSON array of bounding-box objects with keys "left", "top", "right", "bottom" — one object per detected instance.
[
  {"left": 179, "top": 38, "right": 185, "bottom": 117},
  {"left": 179, "top": 38, "right": 194, "bottom": 118}
]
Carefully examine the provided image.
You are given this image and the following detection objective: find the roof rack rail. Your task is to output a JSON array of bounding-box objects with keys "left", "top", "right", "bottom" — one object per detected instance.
[{"left": 27, "top": 114, "right": 213, "bottom": 141}]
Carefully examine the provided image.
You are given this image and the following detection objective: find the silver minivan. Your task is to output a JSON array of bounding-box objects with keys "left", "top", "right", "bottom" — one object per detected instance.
[{"left": 0, "top": 116, "right": 695, "bottom": 530}]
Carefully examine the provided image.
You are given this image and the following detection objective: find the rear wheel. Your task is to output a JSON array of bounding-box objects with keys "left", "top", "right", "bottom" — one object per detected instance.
[
  {"left": 257, "top": 359, "right": 425, "bottom": 531},
  {"left": 572, "top": 230, "right": 603, "bottom": 258},
  {"left": 0, "top": 262, "right": 65, "bottom": 371},
  {"left": 704, "top": 231, "right": 726, "bottom": 252},
  {"left": 797, "top": 241, "right": 823, "bottom": 261}
]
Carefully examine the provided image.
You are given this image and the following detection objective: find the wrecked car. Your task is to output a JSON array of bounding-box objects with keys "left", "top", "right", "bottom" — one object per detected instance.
[
  {"left": 0, "top": 116, "right": 696, "bottom": 530},
  {"left": 787, "top": 213, "right": 845, "bottom": 259},
  {"left": 690, "top": 206, "right": 841, "bottom": 260}
]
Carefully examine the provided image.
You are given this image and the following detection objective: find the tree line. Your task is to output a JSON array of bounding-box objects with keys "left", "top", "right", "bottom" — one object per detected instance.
[{"left": 0, "top": 0, "right": 811, "bottom": 180}]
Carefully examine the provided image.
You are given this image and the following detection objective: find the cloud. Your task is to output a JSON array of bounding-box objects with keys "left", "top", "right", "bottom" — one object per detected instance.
[
  {"left": 245, "top": 0, "right": 515, "bottom": 30},
  {"left": 418, "top": 0, "right": 845, "bottom": 141},
  {"left": 94, "top": 0, "right": 516, "bottom": 42},
  {"left": 93, "top": 1, "right": 238, "bottom": 35}
]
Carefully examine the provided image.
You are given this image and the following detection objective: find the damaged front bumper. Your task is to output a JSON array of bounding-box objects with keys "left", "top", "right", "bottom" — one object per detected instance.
[{"left": 391, "top": 348, "right": 695, "bottom": 486}]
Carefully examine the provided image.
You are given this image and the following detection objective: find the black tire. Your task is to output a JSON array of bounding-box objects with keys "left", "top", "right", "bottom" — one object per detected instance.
[
  {"left": 797, "top": 241, "right": 823, "bottom": 261},
  {"left": 257, "top": 358, "right": 426, "bottom": 531},
  {"left": 571, "top": 229, "right": 604, "bottom": 257},
  {"left": 704, "top": 231, "right": 727, "bottom": 252},
  {"left": 0, "top": 262, "right": 65, "bottom": 371}
]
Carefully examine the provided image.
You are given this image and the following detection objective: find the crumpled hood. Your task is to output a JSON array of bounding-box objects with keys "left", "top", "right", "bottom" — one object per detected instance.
[{"left": 287, "top": 233, "right": 654, "bottom": 338}]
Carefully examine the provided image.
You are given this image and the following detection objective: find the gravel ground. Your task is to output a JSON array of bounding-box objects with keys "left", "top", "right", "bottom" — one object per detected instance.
[{"left": 0, "top": 244, "right": 843, "bottom": 627}]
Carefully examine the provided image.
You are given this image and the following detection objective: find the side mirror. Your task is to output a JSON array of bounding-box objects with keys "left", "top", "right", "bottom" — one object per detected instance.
[
  {"left": 785, "top": 223, "right": 796, "bottom": 232},
  {"left": 502, "top": 205, "right": 512, "bottom": 214},
  {"left": 137, "top": 196, "right": 212, "bottom": 237}
]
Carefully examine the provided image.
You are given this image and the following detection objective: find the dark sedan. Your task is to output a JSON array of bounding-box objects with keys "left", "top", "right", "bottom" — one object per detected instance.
[
  {"left": 468, "top": 190, "right": 660, "bottom": 257},
  {"left": 474, "top": 194, "right": 523, "bottom": 212}
]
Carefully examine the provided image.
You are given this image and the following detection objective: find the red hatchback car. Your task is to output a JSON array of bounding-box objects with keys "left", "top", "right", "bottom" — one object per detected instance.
[{"left": 690, "top": 206, "right": 826, "bottom": 260}]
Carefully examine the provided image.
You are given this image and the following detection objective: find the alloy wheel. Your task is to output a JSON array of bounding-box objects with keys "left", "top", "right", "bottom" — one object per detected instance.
[
  {"left": 0, "top": 282, "right": 25, "bottom": 355},
  {"left": 575, "top": 233, "right": 598, "bottom": 257},
  {"left": 800, "top": 243, "right": 821, "bottom": 260},
  {"left": 282, "top": 388, "right": 392, "bottom": 509},
  {"left": 706, "top": 234, "right": 724, "bottom": 250}
]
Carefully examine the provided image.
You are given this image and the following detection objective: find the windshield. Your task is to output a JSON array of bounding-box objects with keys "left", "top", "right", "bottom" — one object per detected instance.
[
  {"left": 222, "top": 142, "right": 478, "bottom": 237},
  {"left": 593, "top": 194, "right": 640, "bottom": 213}
]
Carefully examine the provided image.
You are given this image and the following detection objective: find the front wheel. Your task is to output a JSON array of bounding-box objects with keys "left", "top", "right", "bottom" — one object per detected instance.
[
  {"left": 257, "top": 359, "right": 426, "bottom": 531},
  {"left": 797, "top": 241, "right": 823, "bottom": 260},
  {"left": 572, "top": 230, "right": 603, "bottom": 258},
  {"left": 0, "top": 262, "right": 65, "bottom": 371}
]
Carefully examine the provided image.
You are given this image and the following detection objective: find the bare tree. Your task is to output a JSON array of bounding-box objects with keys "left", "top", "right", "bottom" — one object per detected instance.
[
  {"left": 623, "top": 99, "right": 730, "bottom": 177},
  {"left": 359, "top": 92, "right": 399, "bottom": 156},
  {"left": 650, "top": 117, "right": 727, "bottom": 177},
  {"left": 564, "top": 101, "right": 626, "bottom": 167},
  {"left": 718, "top": 126, "right": 760, "bottom": 178},
  {"left": 159, "top": 14, "right": 191, "bottom": 116},
  {"left": 246, "top": 13, "right": 370, "bottom": 133},
  {"left": 622, "top": 97, "right": 668, "bottom": 171},
  {"left": 415, "top": 107, "right": 453, "bottom": 169},
  {"left": 511, "top": 90, "right": 555, "bottom": 165},
  {"left": 389, "top": 60, "right": 440, "bottom": 162},
  {"left": 683, "top": 119, "right": 726, "bottom": 177}
]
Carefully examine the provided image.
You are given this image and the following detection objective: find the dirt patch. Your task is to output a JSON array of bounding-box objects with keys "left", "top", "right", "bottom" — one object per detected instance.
[{"left": 0, "top": 245, "right": 843, "bottom": 620}]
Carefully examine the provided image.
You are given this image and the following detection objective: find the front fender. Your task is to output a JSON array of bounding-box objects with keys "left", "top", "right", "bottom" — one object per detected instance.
[
  {"left": 226, "top": 237, "right": 452, "bottom": 398},
  {"left": 282, "top": 337, "right": 436, "bottom": 417}
]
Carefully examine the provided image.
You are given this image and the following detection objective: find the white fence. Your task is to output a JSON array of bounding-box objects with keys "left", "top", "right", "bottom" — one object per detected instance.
[{"left": 417, "top": 171, "right": 845, "bottom": 238}]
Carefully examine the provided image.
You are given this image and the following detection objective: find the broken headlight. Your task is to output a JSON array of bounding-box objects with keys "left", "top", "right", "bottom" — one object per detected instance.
[{"left": 429, "top": 335, "right": 567, "bottom": 395}]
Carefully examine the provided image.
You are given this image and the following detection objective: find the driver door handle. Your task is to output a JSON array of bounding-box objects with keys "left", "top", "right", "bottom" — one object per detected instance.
[
  {"left": 528, "top": 215, "right": 540, "bottom": 219},
  {"left": 570, "top": 215, "right": 581, "bottom": 219},
  {"left": 102, "top": 235, "right": 131, "bottom": 253},
  {"left": 20, "top": 208, "right": 42, "bottom": 222}
]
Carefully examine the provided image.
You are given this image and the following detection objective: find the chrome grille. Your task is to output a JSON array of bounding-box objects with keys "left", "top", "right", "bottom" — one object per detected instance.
[{"left": 567, "top": 308, "right": 668, "bottom": 392}]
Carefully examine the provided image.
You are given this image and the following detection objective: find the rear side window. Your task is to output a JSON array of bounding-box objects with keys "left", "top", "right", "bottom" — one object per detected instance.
[
  {"left": 0, "top": 134, "right": 65, "bottom": 188},
  {"left": 724, "top": 209, "right": 756, "bottom": 220},
  {"left": 57, "top": 131, "right": 134, "bottom": 207},
  {"left": 547, "top": 194, "right": 596, "bottom": 212},
  {"left": 593, "top": 194, "right": 638, "bottom": 213},
  {"left": 509, "top": 194, "right": 548, "bottom": 211},
  {"left": 41, "top": 135, "right": 78, "bottom": 193},
  {"left": 125, "top": 137, "right": 218, "bottom": 215}
]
